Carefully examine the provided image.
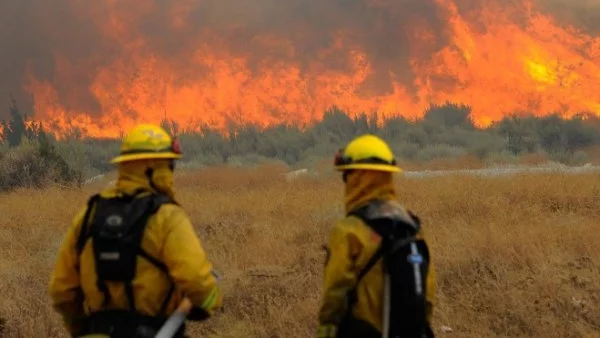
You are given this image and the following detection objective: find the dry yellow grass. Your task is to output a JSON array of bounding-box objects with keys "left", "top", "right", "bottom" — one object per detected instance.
[{"left": 0, "top": 165, "right": 598, "bottom": 337}]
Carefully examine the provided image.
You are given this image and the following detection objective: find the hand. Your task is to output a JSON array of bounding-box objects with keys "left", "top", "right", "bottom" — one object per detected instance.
[
  {"left": 316, "top": 324, "right": 337, "bottom": 338},
  {"left": 187, "top": 306, "right": 211, "bottom": 321},
  {"left": 59, "top": 312, "right": 87, "bottom": 338},
  {"left": 66, "top": 319, "right": 87, "bottom": 338}
]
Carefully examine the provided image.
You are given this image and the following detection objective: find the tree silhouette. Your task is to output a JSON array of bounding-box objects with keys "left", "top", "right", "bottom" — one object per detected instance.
[
  {"left": 1, "top": 99, "right": 27, "bottom": 147},
  {"left": 1, "top": 99, "right": 45, "bottom": 147}
]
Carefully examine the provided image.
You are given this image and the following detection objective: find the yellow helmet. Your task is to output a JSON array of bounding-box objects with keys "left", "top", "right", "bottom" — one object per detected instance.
[
  {"left": 110, "top": 124, "right": 182, "bottom": 164},
  {"left": 333, "top": 134, "right": 401, "bottom": 173}
]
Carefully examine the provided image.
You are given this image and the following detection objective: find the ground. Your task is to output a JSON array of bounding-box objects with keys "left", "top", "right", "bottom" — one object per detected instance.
[{"left": 0, "top": 165, "right": 598, "bottom": 337}]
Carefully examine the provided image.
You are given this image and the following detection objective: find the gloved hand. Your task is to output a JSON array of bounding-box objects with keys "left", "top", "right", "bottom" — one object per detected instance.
[
  {"left": 187, "top": 306, "right": 211, "bottom": 321},
  {"left": 316, "top": 324, "right": 337, "bottom": 338},
  {"left": 64, "top": 317, "right": 87, "bottom": 338}
]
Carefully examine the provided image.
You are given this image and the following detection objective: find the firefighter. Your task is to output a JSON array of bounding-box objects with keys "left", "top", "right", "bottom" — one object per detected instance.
[
  {"left": 49, "top": 124, "right": 223, "bottom": 338},
  {"left": 317, "top": 134, "right": 437, "bottom": 338}
]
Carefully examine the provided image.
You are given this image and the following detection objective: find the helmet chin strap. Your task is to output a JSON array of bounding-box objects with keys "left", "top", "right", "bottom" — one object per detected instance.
[
  {"left": 342, "top": 170, "right": 352, "bottom": 183},
  {"left": 145, "top": 167, "right": 160, "bottom": 192},
  {"left": 145, "top": 162, "right": 175, "bottom": 193}
]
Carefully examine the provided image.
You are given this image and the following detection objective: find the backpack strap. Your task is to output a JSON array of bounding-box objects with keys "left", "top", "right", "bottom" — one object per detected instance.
[
  {"left": 139, "top": 193, "right": 178, "bottom": 315},
  {"left": 354, "top": 244, "right": 384, "bottom": 293},
  {"left": 138, "top": 248, "right": 175, "bottom": 314},
  {"left": 75, "top": 192, "right": 115, "bottom": 308},
  {"left": 76, "top": 193, "right": 101, "bottom": 255},
  {"left": 344, "top": 204, "right": 380, "bottom": 307},
  {"left": 75, "top": 188, "right": 148, "bottom": 254},
  {"left": 345, "top": 201, "right": 421, "bottom": 306},
  {"left": 117, "top": 192, "right": 177, "bottom": 313},
  {"left": 75, "top": 190, "right": 177, "bottom": 315},
  {"left": 121, "top": 205, "right": 151, "bottom": 310}
]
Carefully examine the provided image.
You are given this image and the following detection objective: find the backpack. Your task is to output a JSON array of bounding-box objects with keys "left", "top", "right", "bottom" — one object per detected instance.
[
  {"left": 75, "top": 189, "right": 176, "bottom": 315},
  {"left": 344, "top": 199, "right": 432, "bottom": 338}
]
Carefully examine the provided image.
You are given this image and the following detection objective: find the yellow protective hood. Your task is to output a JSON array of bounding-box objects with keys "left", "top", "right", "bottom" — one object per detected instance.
[
  {"left": 114, "top": 159, "right": 176, "bottom": 199},
  {"left": 344, "top": 170, "right": 397, "bottom": 213}
]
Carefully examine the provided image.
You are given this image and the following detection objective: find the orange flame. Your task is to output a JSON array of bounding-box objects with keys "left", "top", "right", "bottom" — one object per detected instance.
[{"left": 16, "top": 0, "right": 600, "bottom": 139}]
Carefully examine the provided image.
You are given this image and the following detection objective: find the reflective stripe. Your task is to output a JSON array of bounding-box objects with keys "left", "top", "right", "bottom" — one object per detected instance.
[
  {"left": 316, "top": 325, "right": 337, "bottom": 338},
  {"left": 201, "top": 286, "right": 219, "bottom": 310}
]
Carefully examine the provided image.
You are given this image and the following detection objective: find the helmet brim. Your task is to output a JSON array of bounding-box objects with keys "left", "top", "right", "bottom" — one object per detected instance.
[
  {"left": 110, "top": 152, "right": 182, "bottom": 164},
  {"left": 334, "top": 163, "right": 402, "bottom": 173}
]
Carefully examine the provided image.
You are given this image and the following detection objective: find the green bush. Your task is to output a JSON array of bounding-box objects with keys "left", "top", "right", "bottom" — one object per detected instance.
[
  {"left": 2, "top": 100, "right": 600, "bottom": 181},
  {"left": 0, "top": 138, "right": 80, "bottom": 192},
  {"left": 414, "top": 144, "right": 467, "bottom": 162}
]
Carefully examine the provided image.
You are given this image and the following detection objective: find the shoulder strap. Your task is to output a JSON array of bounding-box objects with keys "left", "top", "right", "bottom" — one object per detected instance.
[
  {"left": 136, "top": 194, "right": 175, "bottom": 274},
  {"left": 75, "top": 189, "right": 174, "bottom": 254},
  {"left": 345, "top": 207, "right": 384, "bottom": 307},
  {"left": 348, "top": 200, "right": 421, "bottom": 236},
  {"left": 356, "top": 242, "right": 385, "bottom": 284},
  {"left": 76, "top": 193, "right": 101, "bottom": 255},
  {"left": 346, "top": 239, "right": 385, "bottom": 308},
  {"left": 120, "top": 192, "right": 176, "bottom": 312},
  {"left": 347, "top": 205, "right": 386, "bottom": 284},
  {"left": 152, "top": 193, "right": 178, "bottom": 207},
  {"left": 346, "top": 204, "right": 422, "bottom": 306},
  {"left": 137, "top": 192, "right": 177, "bottom": 315},
  {"left": 75, "top": 190, "right": 177, "bottom": 314}
]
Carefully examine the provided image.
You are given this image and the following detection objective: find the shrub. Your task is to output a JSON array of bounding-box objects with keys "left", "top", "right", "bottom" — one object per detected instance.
[
  {"left": 414, "top": 144, "right": 467, "bottom": 162},
  {"left": 3, "top": 101, "right": 600, "bottom": 174},
  {"left": 0, "top": 138, "right": 80, "bottom": 192}
]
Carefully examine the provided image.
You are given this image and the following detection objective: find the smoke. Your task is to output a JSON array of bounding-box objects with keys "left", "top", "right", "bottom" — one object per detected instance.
[
  {"left": 537, "top": 0, "right": 600, "bottom": 33},
  {"left": 0, "top": 0, "right": 117, "bottom": 116},
  {"left": 0, "top": 0, "right": 596, "bottom": 121},
  {"left": 0, "top": 0, "right": 453, "bottom": 120}
]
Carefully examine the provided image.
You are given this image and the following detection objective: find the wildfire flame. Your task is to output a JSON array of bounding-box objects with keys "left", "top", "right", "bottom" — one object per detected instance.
[{"left": 3, "top": 0, "right": 600, "bottom": 139}]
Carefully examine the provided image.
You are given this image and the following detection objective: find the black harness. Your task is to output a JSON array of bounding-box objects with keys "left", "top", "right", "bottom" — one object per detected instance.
[
  {"left": 75, "top": 189, "right": 179, "bottom": 337},
  {"left": 338, "top": 200, "right": 433, "bottom": 338}
]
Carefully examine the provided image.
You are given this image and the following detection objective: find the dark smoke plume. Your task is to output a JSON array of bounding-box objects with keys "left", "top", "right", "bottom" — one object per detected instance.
[
  {"left": 537, "top": 0, "right": 600, "bottom": 33},
  {"left": 0, "top": 0, "right": 595, "bottom": 120}
]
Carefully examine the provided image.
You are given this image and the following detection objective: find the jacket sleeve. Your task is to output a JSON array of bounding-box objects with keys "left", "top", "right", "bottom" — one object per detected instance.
[
  {"left": 48, "top": 207, "right": 87, "bottom": 336},
  {"left": 417, "top": 228, "right": 436, "bottom": 323},
  {"left": 161, "top": 206, "right": 223, "bottom": 316},
  {"left": 318, "top": 220, "right": 362, "bottom": 325}
]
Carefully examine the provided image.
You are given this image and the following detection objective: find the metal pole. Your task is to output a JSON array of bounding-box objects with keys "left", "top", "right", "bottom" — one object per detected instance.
[
  {"left": 382, "top": 272, "right": 391, "bottom": 338},
  {"left": 154, "top": 298, "right": 193, "bottom": 338}
]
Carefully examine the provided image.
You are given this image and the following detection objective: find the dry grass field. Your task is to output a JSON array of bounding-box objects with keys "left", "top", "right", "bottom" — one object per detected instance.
[{"left": 0, "top": 165, "right": 598, "bottom": 338}]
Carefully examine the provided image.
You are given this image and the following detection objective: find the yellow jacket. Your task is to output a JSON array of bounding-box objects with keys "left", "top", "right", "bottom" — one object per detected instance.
[
  {"left": 318, "top": 170, "right": 436, "bottom": 336},
  {"left": 49, "top": 161, "right": 222, "bottom": 335}
]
